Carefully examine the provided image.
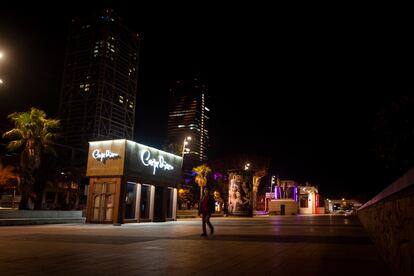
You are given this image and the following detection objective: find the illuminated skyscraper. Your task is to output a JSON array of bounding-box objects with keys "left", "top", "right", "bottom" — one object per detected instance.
[
  {"left": 59, "top": 9, "right": 139, "bottom": 151},
  {"left": 167, "top": 77, "right": 210, "bottom": 169}
]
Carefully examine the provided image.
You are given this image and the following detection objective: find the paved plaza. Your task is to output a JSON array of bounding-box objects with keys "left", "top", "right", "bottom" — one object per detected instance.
[{"left": 0, "top": 215, "right": 390, "bottom": 275}]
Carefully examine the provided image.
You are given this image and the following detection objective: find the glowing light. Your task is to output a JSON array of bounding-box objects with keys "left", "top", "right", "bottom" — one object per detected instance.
[
  {"left": 140, "top": 149, "right": 174, "bottom": 175},
  {"left": 294, "top": 187, "right": 298, "bottom": 202},
  {"left": 0, "top": 52, "right": 3, "bottom": 59},
  {"left": 92, "top": 149, "right": 120, "bottom": 162},
  {"left": 182, "top": 136, "right": 192, "bottom": 157}
]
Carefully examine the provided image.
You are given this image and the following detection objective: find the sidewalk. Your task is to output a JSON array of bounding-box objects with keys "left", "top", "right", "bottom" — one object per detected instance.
[{"left": 0, "top": 215, "right": 390, "bottom": 275}]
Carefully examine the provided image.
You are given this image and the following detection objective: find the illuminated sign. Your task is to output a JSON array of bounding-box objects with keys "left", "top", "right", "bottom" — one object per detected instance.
[
  {"left": 87, "top": 139, "right": 182, "bottom": 182},
  {"left": 92, "top": 149, "right": 120, "bottom": 163},
  {"left": 140, "top": 149, "right": 174, "bottom": 175}
]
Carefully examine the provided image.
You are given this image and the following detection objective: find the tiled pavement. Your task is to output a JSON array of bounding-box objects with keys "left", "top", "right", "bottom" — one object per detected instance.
[{"left": 0, "top": 215, "right": 390, "bottom": 275}]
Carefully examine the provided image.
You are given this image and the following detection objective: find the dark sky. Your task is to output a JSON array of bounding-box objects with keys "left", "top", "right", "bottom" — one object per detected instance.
[{"left": 0, "top": 3, "right": 409, "bottom": 200}]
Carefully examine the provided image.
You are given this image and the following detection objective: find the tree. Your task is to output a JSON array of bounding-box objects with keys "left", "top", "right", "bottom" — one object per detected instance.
[
  {"left": 192, "top": 164, "right": 212, "bottom": 199},
  {"left": 0, "top": 161, "right": 19, "bottom": 187},
  {"left": 373, "top": 95, "right": 414, "bottom": 179},
  {"left": 164, "top": 143, "right": 184, "bottom": 156},
  {"left": 252, "top": 169, "right": 267, "bottom": 212},
  {"left": 2, "top": 107, "right": 60, "bottom": 209}
]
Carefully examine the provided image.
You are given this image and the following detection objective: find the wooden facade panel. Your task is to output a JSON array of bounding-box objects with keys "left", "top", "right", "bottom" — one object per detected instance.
[{"left": 86, "top": 139, "right": 126, "bottom": 176}]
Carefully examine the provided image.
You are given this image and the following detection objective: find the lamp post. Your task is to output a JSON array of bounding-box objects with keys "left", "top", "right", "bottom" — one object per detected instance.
[{"left": 0, "top": 51, "right": 4, "bottom": 85}]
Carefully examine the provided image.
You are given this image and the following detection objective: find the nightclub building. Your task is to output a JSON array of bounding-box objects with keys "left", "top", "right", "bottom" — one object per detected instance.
[{"left": 85, "top": 139, "right": 182, "bottom": 224}]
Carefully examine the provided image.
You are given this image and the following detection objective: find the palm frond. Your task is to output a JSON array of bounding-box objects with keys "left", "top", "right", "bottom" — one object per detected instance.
[
  {"left": 2, "top": 128, "right": 23, "bottom": 139},
  {"left": 6, "top": 140, "right": 25, "bottom": 151}
]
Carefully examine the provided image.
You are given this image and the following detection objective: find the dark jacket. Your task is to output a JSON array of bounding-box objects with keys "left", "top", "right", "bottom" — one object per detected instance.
[{"left": 199, "top": 193, "right": 215, "bottom": 215}]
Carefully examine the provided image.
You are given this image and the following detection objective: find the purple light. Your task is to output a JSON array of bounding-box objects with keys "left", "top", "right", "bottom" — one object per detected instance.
[
  {"left": 294, "top": 187, "right": 298, "bottom": 202},
  {"left": 274, "top": 186, "right": 278, "bottom": 199},
  {"left": 213, "top": 172, "right": 223, "bottom": 181}
]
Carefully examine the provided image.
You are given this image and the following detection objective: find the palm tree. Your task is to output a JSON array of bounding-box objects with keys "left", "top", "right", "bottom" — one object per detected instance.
[
  {"left": 2, "top": 107, "right": 60, "bottom": 209},
  {"left": 192, "top": 164, "right": 212, "bottom": 199},
  {"left": 252, "top": 169, "right": 267, "bottom": 212}
]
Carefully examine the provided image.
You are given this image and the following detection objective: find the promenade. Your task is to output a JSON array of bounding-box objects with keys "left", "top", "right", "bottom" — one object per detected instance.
[{"left": 0, "top": 215, "right": 390, "bottom": 275}]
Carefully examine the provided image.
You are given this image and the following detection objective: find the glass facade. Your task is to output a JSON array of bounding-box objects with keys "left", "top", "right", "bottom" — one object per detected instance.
[
  {"left": 167, "top": 78, "right": 210, "bottom": 170},
  {"left": 125, "top": 182, "right": 137, "bottom": 219},
  {"left": 140, "top": 184, "right": 151, "bottom": 220}
]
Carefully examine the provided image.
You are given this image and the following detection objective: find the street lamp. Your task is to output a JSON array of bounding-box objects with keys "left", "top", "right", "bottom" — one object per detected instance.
[
  {"left": 182, "top": 136, "right": 192, "bottom": 158},
  {"left": 0, "top": 51, "right": 4, "bottom": 85},
  {"left": 244, "top": 163, "right": 250, "bottom": 170}
]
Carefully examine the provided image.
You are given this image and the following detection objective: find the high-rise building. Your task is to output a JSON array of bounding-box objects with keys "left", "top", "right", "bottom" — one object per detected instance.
[
  {"left": 167, "top": 77, "right": 210, "bottom": 170},
  {"left": 59, "top": 9, "right": 139, "bottom": 151}
]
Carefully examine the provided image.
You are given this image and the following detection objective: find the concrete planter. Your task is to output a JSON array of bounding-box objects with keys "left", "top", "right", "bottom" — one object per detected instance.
[{"left": 0, "top": 210, "right": 85, "bottom": 226}]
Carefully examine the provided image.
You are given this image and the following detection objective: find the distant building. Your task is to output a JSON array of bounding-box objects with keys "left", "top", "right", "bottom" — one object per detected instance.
[
  {"left": 167, "top": 77, "right": 210, "bottom": 170},
  {"left": 266, "top": 180, "right": 299, "bottom": 215},
  {"left": 298, "top": 185, "right": 320, "bottom": 214},
  {"left": 59, "top": 9, "right": 139, "bottom": 151},
  {"left": 265, "top": 180, "right": 322, "bottom": 215}
]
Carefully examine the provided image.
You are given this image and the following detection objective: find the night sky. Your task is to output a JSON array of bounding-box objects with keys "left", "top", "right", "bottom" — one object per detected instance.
[{"left": 0, "top": 3, "right": 409, "bottom": 200}]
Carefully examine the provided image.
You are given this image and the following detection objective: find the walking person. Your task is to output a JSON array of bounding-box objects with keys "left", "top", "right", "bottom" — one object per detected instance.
[{"left": 199, "top": 186, "right": 215, "bottom": 236}]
